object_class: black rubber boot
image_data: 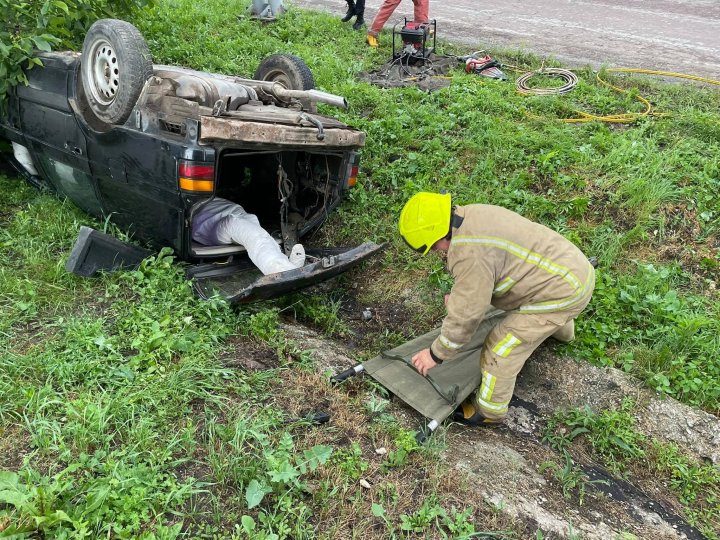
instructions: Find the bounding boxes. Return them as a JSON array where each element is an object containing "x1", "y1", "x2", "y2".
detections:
[
  {"x1": 352, "y1": 13, "x2": 365, "y2": 30},
  {"x1": 341, "y1": 0, "x2": 356, "y2": 22}
]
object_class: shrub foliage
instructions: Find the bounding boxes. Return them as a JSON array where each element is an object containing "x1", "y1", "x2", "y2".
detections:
[{"x1": 0, "y1": 0, "x2": 154, "y2": 99}]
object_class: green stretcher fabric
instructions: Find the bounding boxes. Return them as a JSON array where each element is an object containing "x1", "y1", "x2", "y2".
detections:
[{"x1": 363, "y1": 310, "x2": 506, "y2": 425}]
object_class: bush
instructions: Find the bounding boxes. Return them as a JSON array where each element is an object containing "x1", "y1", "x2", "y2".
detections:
[{"x1": 0, "y1": 0, "x2": 155, "y2": 100}]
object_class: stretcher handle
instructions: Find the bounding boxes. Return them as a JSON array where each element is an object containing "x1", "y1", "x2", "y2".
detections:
[
  {"x1": 415, "y1": 420, "x2": 439, "y2": 445},
  {"x1": 331, "y1": 364, "x2": 365, "y2": 384}
]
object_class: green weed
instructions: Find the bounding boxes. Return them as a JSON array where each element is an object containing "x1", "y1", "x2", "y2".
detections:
[
  {"x1": 539, "y1": 453, "x2": 608, "y2": 504},
  {"x1": 543, "y1": 398, "x2": 645, "y2": 472}
]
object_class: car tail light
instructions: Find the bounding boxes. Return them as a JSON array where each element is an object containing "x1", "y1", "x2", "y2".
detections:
[
  {"x1": 346, "y1": 153, "x2": 361, "y2": 188},
  {"x1": 348, "y1": 165, "x2": 359, "y2": 188},
  {"x1": 179, "y1": 160, "x2": 215, "y2": 192}
]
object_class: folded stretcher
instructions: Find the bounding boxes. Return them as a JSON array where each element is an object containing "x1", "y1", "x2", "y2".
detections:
[{"x1": 332, "y1": 309, "x2": 505, "y2": 442}]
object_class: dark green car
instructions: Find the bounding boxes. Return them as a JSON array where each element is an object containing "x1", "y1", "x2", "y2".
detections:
[{"x1": 1, "y1": 19, "x2": 382, "y2": 303}]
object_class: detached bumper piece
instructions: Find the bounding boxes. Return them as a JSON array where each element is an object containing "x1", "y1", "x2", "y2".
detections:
[
  {"x1": 189, "y1": 242, "x2": 384, "y2": 304},
  {"x1": 65, "y1": 226, "x2": 153, "y2": 277}
]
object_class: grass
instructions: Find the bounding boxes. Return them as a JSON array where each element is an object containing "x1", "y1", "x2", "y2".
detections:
[{"x1": 1, "y1": 0, "x2": 720, "y2": 537}]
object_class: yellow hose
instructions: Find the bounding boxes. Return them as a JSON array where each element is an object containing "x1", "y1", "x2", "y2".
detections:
[{"x1": 518, "y1": 67, "x2": 720, "y2": 124}]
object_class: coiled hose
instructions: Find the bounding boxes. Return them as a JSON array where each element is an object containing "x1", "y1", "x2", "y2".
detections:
[
  {"x1": 513, "y1": 66, "x2": 720, "y2": 123},
  {"x1": 516, "y1": 68, "x2": 578, "y2": 96}
]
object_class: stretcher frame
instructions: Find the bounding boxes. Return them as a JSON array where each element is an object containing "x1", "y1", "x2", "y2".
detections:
[{"x1": 331, "y1": 309, "x2": 505, "y2": 442}]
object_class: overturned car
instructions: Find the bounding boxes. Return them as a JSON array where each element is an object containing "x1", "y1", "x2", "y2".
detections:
[{"x1": 1, "y1": 19, "x2": 382, "y2": 303}]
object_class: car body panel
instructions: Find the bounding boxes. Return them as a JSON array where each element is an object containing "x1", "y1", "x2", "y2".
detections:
[{"x1": 190, "y1": 242, "x2": 385, "y2": 303}]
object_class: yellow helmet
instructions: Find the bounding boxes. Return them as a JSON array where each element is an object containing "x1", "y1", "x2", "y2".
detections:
[{"x1": 398, "y1": 192, "x2": 452, "y2": 255}]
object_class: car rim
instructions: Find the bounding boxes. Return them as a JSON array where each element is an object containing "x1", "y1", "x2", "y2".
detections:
[
  {"x1": 265, "y1": 69, "x2": 291, "y2": 89},
  {"x1": 85, "y1": 38, "x2": 120, "y2": 106}
]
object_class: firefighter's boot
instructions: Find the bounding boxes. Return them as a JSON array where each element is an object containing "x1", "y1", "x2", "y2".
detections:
[
  {"x1": 453, "y1": 396, "x2": 503, "y2": 427},
  {"x1": 341, "y1": 0, "x2": 356, "y2": 22}
]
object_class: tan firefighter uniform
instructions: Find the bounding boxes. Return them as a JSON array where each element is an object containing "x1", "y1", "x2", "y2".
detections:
[{"x1": 430, "y1": 204, "x2": 595, "y2": 421}]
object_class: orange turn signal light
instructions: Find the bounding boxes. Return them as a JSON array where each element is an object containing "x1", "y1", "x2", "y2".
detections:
[
  {"x1": 348, "y1": 165, "x2": 359, "y2": 188},
  {"x1": 178, "y1": 161, "x2": 215, "y2": 192}
]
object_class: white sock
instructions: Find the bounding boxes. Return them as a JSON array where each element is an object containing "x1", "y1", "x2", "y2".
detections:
[{"x1": 288, "y1": 244, "x2": 306, "y2": 268}]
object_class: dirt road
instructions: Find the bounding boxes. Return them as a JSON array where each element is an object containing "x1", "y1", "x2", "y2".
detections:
[{"x1": 293, "y1": 0, "x2": 720, "y2": 79}]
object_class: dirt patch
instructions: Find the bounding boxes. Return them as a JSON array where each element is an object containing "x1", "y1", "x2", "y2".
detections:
[
  {"x1": 338, "y1": 294, "x2": 417, "y2": 346},
  {"x1": 219, "y1": 335, "x2": 279, "y2": 370},
  {"x1": 359, "y1": 53, "x2": 458, "y2": 91},
  {"x1": 0, "y1": 424, "x2": 32, "y2": 471}
]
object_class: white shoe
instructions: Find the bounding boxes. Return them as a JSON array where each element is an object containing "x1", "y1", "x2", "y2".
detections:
[{"x1": 288, "y1": 244, "x2": 306, "y2": 268}]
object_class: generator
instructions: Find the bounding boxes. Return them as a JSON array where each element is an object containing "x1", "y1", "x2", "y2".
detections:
[{"x1": 392, "y1": 18, "x2": 437, "y2": 64}]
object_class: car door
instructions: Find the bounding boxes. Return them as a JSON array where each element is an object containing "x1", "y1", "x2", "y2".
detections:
[
  {"x1": 16, "y1": 53, "x2": 102, "y2": 216},
  {"x1": 88, "y1": 126, "x2": 189, "y2": 251}
]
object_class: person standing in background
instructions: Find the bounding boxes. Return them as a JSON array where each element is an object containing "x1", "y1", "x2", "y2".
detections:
[
  {"x1": 340, "y1": 0, "x2": 366, "y2": 30},
  {"x1": 366, "y1": 0, "x2": 429, "y2": 47}
]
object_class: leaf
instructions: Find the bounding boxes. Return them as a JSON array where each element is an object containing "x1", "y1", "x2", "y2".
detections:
[
  {"x1": 371, "y1": 503, "x2": 386, "y2": 518},
  {"x1": 30, "y1": 36, "x2": 52, "y2": 52},
  {"x1": 268, "y1": 460, "x2": 299, "y2": 483},
  {"x1": 53, "y1": 0, "x2": 69, "y2": 13},
  {"x1": 241, "y1": 515, "x2": 256, "y2": 533},
  {"x1": 245, "y1": 479, "x2": 270, "y2": 509},
  {"x1": 0, "y1": 472, "x2": 28, "y2": 508},
  {"x1": 298, "y1": 445, "x2": 333, "y2": 473},
  {"x1": 0, "y1": 489, "x2": 28, "y2": 508}
]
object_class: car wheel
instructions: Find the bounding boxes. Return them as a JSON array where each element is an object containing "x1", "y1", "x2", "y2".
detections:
[
  {"x1": 80, "y1": 19, "x2": 152, "y2": 125},
  {"x1": 253, "y1": 54, "x2": 315, "y2": 91}
]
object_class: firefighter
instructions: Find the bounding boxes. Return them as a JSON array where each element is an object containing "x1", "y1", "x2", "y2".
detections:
[
  {"x1": 399, "y1": 192, "x2": 595, "y2": 425},
  {"x1": 366, "y1": 0, "x2": 430, "y2": 48}
]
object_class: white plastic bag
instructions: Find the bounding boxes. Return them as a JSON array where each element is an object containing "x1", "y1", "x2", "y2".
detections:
[{"x1": 12, "y1": 143, "x2": 39, "y2": 176}]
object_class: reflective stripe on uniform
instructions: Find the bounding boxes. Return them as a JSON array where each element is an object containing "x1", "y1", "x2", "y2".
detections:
[
  {"x1": 479, "y1": 370, "x2": 496, "y2": 400},
  {"x1": 438, "y1": 334, "x2": 463, "y2": 351},
  {"x1": 477, "y1": 371, "x2": 509, "y2": 414},
  {"x1": 519, "y1": 263, "x2": 595, "y2": 313},
  {"x1": 492, "y1": 333, "x2": 522, "y2": 357},
  {"x1": 452, "y1": 236, "x2": 582, "y2": 291},
  {"x1": 477, "y1": 397, "x2": 510, "y2": 413},
  {"x1": 493, "y1": 276, "x2": 515, "y2": 296}
]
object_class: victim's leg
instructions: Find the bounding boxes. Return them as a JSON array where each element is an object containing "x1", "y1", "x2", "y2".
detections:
[{"x1": 214, "y1": 214, "x2": 296, "y2": 275}]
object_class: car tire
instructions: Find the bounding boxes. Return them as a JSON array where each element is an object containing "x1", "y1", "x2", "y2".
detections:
[
  {"x1": 80, "y1": 19, "x2": 153, "y2": 125},
  {"x1": 253, "y1": 54, "x2": 315, "y2": 91}
]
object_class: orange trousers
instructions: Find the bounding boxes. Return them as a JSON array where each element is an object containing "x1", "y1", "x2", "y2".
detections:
[{"x1": 368, "y1": 0, "x2": 430, "y2": 36}]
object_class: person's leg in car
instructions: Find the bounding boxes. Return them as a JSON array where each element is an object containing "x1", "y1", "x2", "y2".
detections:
[{"x1": 214, "y1": 213, "x2": 302, "y2": 275}]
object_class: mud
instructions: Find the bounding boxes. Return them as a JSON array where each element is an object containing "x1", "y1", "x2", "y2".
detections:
[{"x1": 295, "y1": 0, "x2": 720, "y2": 80}]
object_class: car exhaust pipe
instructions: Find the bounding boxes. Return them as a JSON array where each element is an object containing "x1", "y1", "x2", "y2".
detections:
[
  {"x1": 233, "y1": 78, "x2": 348, "y2": 109},
  {"x1": 268, "y1": 85, "x2": 348, "y2": 109}
]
